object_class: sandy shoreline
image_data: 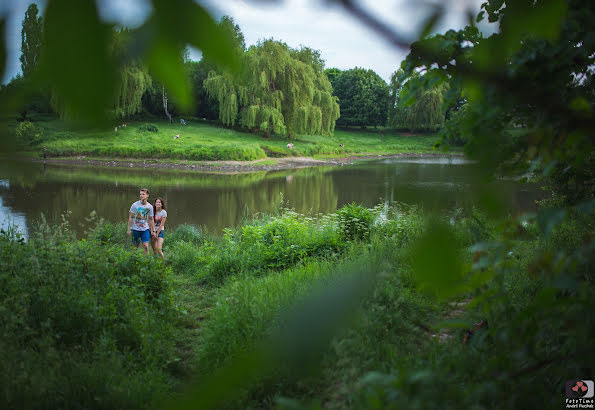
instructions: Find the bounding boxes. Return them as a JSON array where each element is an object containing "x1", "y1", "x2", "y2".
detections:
[{"x1": 31, "y1": 152, "x2": 463, "y2": 173}]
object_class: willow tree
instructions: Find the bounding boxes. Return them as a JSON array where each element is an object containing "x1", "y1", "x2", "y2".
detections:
[
  {"x1": 50, "y1": 28, "x2": 150, "y2": 120},
  {"x1": 388, "y1": 70, "x2": 447, "y2": 132},
  {"x1": 112, "y1": 64, "x2": 151, "y2": 118},
  {"x1": 111, "y1": 30, "x2": 151, "y2": 119},
  {"x1": 205, "y1": 40, "x2": 339, "y2": 138}
]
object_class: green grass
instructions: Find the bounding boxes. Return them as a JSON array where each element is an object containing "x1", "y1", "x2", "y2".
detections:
[
  {"x1": 8, "y1": 115, "x2": 449, "y2": 161},
  {"x1": 4, "y1": 200, "x2": 585, "y2": 409}
]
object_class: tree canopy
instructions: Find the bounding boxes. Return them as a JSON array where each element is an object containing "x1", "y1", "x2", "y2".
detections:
[
  {"x1": 324, "y1": 67, "x2": 342, "y2": 89},
  {"x1": 333, "y1": 67, "x2": 388, "y2": 127},
  {"x1": 401, "y1": 0, "x2": 594, "y2": 202},
  {"x1": 20, "y1": 3, "x2": 43, "y2": 77},
  {"x1": 387, "y1": 69, "x2": 448, "y2": 132},
  {"x1": 205, "y1": 39, "x2": 340, "y2": 138},
  {"x1": 111, "y1": 30, "x2": 151, "y2": 119}
]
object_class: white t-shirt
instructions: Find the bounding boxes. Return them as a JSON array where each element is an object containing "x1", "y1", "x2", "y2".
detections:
[
  {"x1": 154, "y1": 209, "x2": 167, "y2": 231},
  {"x1": 129, "y1": 200, "x2": 154, "y2": 231}
]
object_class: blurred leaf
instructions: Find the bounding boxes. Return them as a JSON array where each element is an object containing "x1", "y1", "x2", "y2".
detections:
[
  {"x1": 418, "y1": 5, "x2": 443, "y2": 39},
  {"x1": 542, "y1": 160, "x2": 558, "y2": 177},
  {"x1": 145, "y1": 34, "x2": 191, "y2": 108},
  {"x1": 476, "y1": 185, "x2": 508, "y2": 218},
  {"x1": 411, "y1": 220, "x2": 465, "y2": 299},
  {"x1": 536, "y1": 208, "x2": 566, "y2": 237},
  {"x1": 169, "y1": 270, "x2": 374, "y2": 410},
  {"x1": 151, "y1": 0, "x2": 238, "y2": 67},
  {"x1": 40, "y1": 0, "x2": 117, "y2": 125},
  {"x1": 575, "y1": 198, "x2": 595, "y2": 215},
  {"x1": 502, "y1": 0, "x2": 567, "y2": 41},
  {"x1": 551, "y1": 275, "x2": 578, "y2": 291},
  {"x1": 470, "y1": 241, "x2": 501, "y2": 253},
  {"x1": 138, "y1": 0, "x2": 240, "y2": 110},
  {"x1": 465, "y1": 269, "x2": 495, "y2": 289}
]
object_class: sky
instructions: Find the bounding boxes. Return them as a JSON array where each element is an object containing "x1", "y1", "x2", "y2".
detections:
[{"x1": 1, "y1": 0, "x2": 492, "y2": 84}]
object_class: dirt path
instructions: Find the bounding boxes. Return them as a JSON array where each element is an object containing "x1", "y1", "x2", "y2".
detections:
[{"x1": 33, "y1": 152, "x2": 463, "y2": 173}]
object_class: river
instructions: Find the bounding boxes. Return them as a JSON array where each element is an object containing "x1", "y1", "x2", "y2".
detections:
[{"x1": 0, "y1": 157, "x2": 542, "y2": 239}]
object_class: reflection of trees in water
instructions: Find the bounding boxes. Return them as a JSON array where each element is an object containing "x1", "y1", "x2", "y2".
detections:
[
  {"x1": 1, "y1": 182, "x2": 139, "y2": 231},
  {"x1": 283, "y1": 171, "x2": 338, "y2": 215},
  {"x1": 213, "y1": 169, "x2": 339, "y2": 230}
]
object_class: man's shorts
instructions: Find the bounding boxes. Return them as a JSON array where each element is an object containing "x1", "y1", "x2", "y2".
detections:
[{"x1": 132, "y1": 229, "x2": 151, "y2": 244}]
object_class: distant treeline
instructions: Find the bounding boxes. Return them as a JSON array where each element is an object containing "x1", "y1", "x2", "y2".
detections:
[{"x1": 3, "y1": 9, "x2": 451, "y2": 138}]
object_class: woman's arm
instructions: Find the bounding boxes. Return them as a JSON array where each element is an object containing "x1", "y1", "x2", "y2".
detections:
[{"x1": 158, "y1": 216, "x2": 166, "y2": 233}]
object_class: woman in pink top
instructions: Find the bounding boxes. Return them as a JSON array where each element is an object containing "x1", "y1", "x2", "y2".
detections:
[{"x1": 151, "y1": 197, "x2": 168, "y2": 259}]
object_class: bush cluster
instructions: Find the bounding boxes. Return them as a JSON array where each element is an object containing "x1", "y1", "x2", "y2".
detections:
[
  {"x1": 0, "y1": 220, "x2": 177, "y2": 409},
  {"x1": 15, "y1": 120, "x2": 43, "y2": 147},
  {"x1": 137, "y1": 123, "x2": 159, "y2": 133}
]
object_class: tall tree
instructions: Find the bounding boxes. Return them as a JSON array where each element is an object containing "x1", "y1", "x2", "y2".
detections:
[
  {"x1": 205, "y1": 40, "x2": 340, "y2": 138},
  {"x1": 20, "y1": 3, "x2": 43, "y2": 77},
  {"x1": 185, "y1": 16, "x2": 245, "y2": 120},
  {"x1": 402, "y1": 0, "x2": 593, "y2": 201},
  {"x1": 388, "y1": 70, "x2": 448, "y2": 132},
  {"x1": 111, "y1": 29, "x2": 151, "y2": 119},
  {"x1": 333, "y1": 67, "x2": 389, "y2": 127},
  {"x1": 324, "y1": 68, "x2": 342, "y2": 90}
]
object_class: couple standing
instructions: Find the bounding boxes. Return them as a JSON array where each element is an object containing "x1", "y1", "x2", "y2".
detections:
[{"x1": 127, "y1": 188, "x2": 167, "y2": 258}]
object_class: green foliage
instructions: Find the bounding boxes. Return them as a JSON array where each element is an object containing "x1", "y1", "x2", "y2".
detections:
[
  {"x1": 169, "y1": 224, "x2": 204, "y2": 246},
  {"x1": 15, "y1": 120, "x2": 42, "y2": 147},
  {"x1": 12, "y1": 116, "x2": 442, "y2": 161},
  {"x1": 388, "y1": 69, "x2": 448, "y2": 132},
  {"x1": 1, "y1": 0, "x2": 240, "y2": 128},
  {"x1": 324, "y1": 67, "x2": 342, "y2": 89},
  {"x1": 410, "y1": 219, "x2": 466, "y2": 299},
  {"x1": 0, "y1": 217, "x2": 177, "y2": 409},
  {"x1": 137, "y1": 123, "x2": 159, "y2": 133},
  {"x1": 205, "y1": 40, "x2": 340, "y2": 137},
  {"x1": 20, "y1": 3, "x2": 43, "y2": 77},
  {"x1": 336, "y1": 203, "x2": 374, "y2": 242},
  {"x1": 439, "y1": 103, "x2": 469, "y2": 147},
  {"x1": 112, "y1": 30, "x2": 152, "y2": 119},
  {"x1": 402, "y1": 0, "x2": 594, "y2": 201},
  {"x1": 203, "y1": 211, "x2": 342, "y2": 283},
  {"x1": 333, "y1": 67, "x2": 389, "y2": 127}
]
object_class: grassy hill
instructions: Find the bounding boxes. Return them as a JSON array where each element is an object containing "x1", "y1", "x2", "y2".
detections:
[{"x1": 6, "y1": 114, "x2": 448, "y2": 162}]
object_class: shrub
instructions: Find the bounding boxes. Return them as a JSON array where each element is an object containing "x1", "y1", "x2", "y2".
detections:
[
  {"x1": 87, "y1": 220, "x2": 128, "y2": 245},
  {"x1": 337, "y1": 203, "x2": 375, "y2": 242},
  {"x1": 169, "y1": 224, "x2": 204, "y2": 246},
  {"x1": 203, "y1": 212, "x2": 342, "y2": 283},
  {"x1": 15, "y1": 120, "x2": 43, "y2": 147},
  {"x1": 0, "y1": 221, "x2": 177, "y2": 409},
  {"x1": 137, "y1": 123, "x2": 159, "y2": 133}
]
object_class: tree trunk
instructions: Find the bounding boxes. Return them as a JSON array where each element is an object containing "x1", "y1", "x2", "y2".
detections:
[{"x1": 162, "y1": 85, "x2": 172, "y2": 123}]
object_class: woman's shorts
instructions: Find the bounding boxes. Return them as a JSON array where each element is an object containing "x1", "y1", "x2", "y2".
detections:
[{"x1": 158, "y1": 230, "x2": 164, "y2": 239}]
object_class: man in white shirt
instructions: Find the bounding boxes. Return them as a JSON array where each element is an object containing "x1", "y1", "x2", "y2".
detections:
[{"x1": 127, "y1": 188, "x2": 156, "y2": 254}]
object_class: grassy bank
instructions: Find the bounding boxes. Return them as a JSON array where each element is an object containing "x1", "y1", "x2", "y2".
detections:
[
  {"x1": 1, "y1": 202, "x2": 592, "y2": 409},
  {"x1": 7, "y1": 114, "x2": 444, "y2": 162}
]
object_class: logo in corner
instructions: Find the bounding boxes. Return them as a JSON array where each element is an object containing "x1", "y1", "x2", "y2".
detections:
[{"x1": 566, "y1": 380, "x2": 595, "y2": 399}]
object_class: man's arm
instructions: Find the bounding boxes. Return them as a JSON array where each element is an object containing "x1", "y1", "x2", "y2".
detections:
[{"x1": 127, "y1": 212, "x2": 133, "y2": 236}]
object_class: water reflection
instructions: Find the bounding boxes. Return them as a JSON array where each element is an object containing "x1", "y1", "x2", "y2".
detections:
[{"x1": 0, "y1": 157, "x2": 541, "y2": 237}]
